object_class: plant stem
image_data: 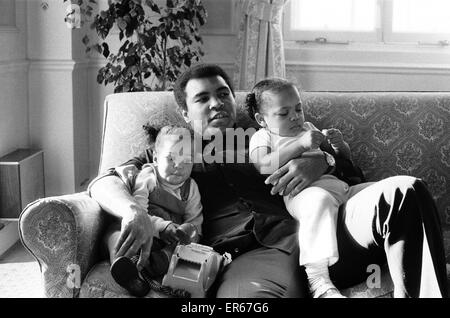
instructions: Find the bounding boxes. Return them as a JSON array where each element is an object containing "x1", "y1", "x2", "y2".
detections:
[{"x1": 162, "y1": 36, "x2": 167, "y2": 91}]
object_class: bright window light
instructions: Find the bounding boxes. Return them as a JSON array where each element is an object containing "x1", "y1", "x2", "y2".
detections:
[
  {"x1": 290, "y1": 0, "x2": 377, "y2": 31},
  {"x1": 392, "y1": 0, "x2": 450, "y2": 33}
]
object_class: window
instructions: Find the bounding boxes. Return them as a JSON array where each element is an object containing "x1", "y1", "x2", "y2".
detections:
[{"x1": 284, "y1": 0, "x2": 450, "y2": 45}]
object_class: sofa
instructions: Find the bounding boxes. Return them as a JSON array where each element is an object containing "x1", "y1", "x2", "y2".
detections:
[{"x1": 19, "y1": 91, "x2": 450, "y2": 298}]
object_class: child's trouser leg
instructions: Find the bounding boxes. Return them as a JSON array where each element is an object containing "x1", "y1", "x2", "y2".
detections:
[
  {"x1": 284, "y1": 187, "x2": 344, "y2": 298},
  {"x1": 284, "y1": 187, "x2": 341, "y2": 266}
]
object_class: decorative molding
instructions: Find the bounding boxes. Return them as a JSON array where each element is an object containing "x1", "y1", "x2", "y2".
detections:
[{"x1": 28, "y1": 60, "x2": 90, "y2": 72}]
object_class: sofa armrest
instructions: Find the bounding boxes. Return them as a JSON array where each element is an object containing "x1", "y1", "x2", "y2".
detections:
[{"x1": 18, "y1": 192, "x2": 107, "y2": 298}]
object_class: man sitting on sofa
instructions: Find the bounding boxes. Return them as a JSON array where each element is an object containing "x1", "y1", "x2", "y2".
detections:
[{"x1": 89, "y1": 63, "x2": 448, "y2": 298}]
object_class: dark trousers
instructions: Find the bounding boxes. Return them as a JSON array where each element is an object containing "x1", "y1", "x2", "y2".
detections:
[{"x1": 214, "y1": 176, "x2": 448, "y2": 298}]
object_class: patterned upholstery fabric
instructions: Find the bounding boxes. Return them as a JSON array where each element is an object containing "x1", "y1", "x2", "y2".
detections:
[
  {"x1": 79, "y1": 261, "x2": 167, "y2": 298},
  {"x1": 302, "y1": 92, "x2": 450, "y2": 230},
  {"x1": 20, "y1": 91, "x2": 450, "y2": 298},
  {"x1": 19, "y1": 192, "x2": 106, "y2": 297}
]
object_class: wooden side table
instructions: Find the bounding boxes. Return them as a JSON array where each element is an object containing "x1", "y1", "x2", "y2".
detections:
[{"x1": 0, "y1": 149, "x2": 45, "y2": 220}]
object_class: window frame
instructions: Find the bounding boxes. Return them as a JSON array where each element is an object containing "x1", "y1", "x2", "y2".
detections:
[
  {"x1": 382, "y1": 0, "x2": 450, "y2": 44},
  {"x1": 283, "y1": 0, "x2": 450, "y2": 45},
  {"x1": 283, "y1": 0, "x2": 382, "y2": 43}
]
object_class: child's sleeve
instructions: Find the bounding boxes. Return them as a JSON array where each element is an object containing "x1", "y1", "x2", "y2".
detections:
[
  {"x1": 133, "y1": 164, "x2": 157, "y2": 209},
  {"x1": 137, "y1": 164, "x2": 177, "y2": 238},
  {"x1": 183, "y1": 179, "x2": 203, "y2": 236},
  {"x1": 115, "y1": 164, "x2": 142, "y2": 193},
  {"x1": 117, "y1": 164, "x2": 171, "y2": 238},
  {"x1": 249, "y1": 129, "x2": 271, "y2": 164}
]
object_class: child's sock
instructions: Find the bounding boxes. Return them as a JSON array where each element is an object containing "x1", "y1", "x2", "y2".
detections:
[{"x1": 304, "y1": 260, "x2": 346, "y2": 298}]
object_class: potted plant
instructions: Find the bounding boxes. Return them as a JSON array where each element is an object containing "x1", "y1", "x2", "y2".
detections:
[{"x1": 64, "y1": 0, "x2": 207, "y2": 92}]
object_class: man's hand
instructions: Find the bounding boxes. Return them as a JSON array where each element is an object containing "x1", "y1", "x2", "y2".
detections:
[
  {"x1": 160, "y1": 223, "x2": 180, "y2": 245},
  {"x1": 114, "y1": 203, "x2": 155, "y2": 270},
  {"x1": 264, "y1": 151, "x2": 327, "y2": 198}
]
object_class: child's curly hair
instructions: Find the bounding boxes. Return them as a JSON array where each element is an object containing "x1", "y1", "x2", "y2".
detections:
[
  {"x1": 244, "y1": 78, "x2": 297, "y2": 120},
  {"x1": 142, "y1": 124, "x2": 193, "y2": 152}
]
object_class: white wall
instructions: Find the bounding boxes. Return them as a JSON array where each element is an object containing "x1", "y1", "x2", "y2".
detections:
[
  {"x1": 0, "y1": 0, "x2": 28, "y2": 157},
  {"x1": 27, "y1": 0, "x2": 90, "y2": 196},
  {"x1": 0, "y1": 0, "x2": 28, "y2": 248}
]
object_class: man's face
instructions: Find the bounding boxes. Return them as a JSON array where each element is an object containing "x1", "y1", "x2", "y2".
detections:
[{"x1": 182, "y1": 75, "x2": 237, "y2": 139}]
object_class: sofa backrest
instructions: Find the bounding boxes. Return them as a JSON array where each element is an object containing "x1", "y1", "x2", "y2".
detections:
[{"x1": 100, "y1": 91, "x2": 450, "y2": 228}]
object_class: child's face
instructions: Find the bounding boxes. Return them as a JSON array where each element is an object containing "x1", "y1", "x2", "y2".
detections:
[
  {"x1": 154, "y1": 135, "x2": 194, "y2": 185},
  {"x1": 255, "y1": 86, "x2": 305, "y2": 137}
]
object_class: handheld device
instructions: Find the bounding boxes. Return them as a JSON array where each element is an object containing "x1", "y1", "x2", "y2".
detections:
[{"x1": 161, "y1": 243, "x2": 232, "y2": 298}]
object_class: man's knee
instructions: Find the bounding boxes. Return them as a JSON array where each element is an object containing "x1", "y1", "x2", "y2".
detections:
[
  {"x1": 375, "y1": 176, "x2": 430, "y2": 239},
  {"x1": 376, "y1": 175, "x2": 428, "y2": 208},
  {"x1": 215, "y1": 277, "x2": 275, "y2": 298},
  {"x1": 381, "y1": 175, "x2": 420, "y2": 191},
  {"x1": 215, "y1": 271, "x2": 307, "y2": 298},
  {"x1": 214, "y1": 248, "x2": 308, "y2": 298}
]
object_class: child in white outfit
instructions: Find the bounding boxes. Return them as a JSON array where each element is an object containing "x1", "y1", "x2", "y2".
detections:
[{"x1": 246, "y1": 78, "x2": 352, "y2": 298}]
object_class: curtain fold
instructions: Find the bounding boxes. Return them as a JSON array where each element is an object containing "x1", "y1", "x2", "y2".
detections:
[{"x1": 233, "y1": 0, "x2": 288, "y2": 90}]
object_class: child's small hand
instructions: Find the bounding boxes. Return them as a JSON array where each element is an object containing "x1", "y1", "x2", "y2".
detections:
[
  {"x1": 322, "y1": 128, "x2": 345, "y2": 147},
  {"x1": 160, "y1": 223, "x2": 179, "y2": 244},
  {"x1": 176, "y1": 223, "x2": 199, "y2": 245},
  {"x1": 299, "y1": 129, "x2": 325, "y2": 150}
]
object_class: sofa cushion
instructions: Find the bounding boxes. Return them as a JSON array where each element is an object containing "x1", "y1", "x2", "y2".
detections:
[{"x1": 79, "y1": 261, "x2": 167, "y2": 298}]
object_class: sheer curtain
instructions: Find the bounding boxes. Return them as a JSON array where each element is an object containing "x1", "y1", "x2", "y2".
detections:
[{"x1": 233, "y1": 0, "x2": 289, "y2": 90}]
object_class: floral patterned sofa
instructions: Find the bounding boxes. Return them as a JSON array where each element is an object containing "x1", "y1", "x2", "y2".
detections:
[{"x1": 19, "y1": 91, "x2": 450, "y2": 298}]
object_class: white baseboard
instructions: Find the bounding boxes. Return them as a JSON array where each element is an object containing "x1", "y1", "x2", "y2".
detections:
[{"x1": 0, "y1": 221, "x2": 19, "y2": 256}]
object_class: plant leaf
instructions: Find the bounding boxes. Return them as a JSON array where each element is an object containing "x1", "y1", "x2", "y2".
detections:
[
  {"x1": 102, "y1": 43, "x2": 110, "y2": 58},
  {"x1": 82, "y1": 35, "x2": 90, "y2": 45}
]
